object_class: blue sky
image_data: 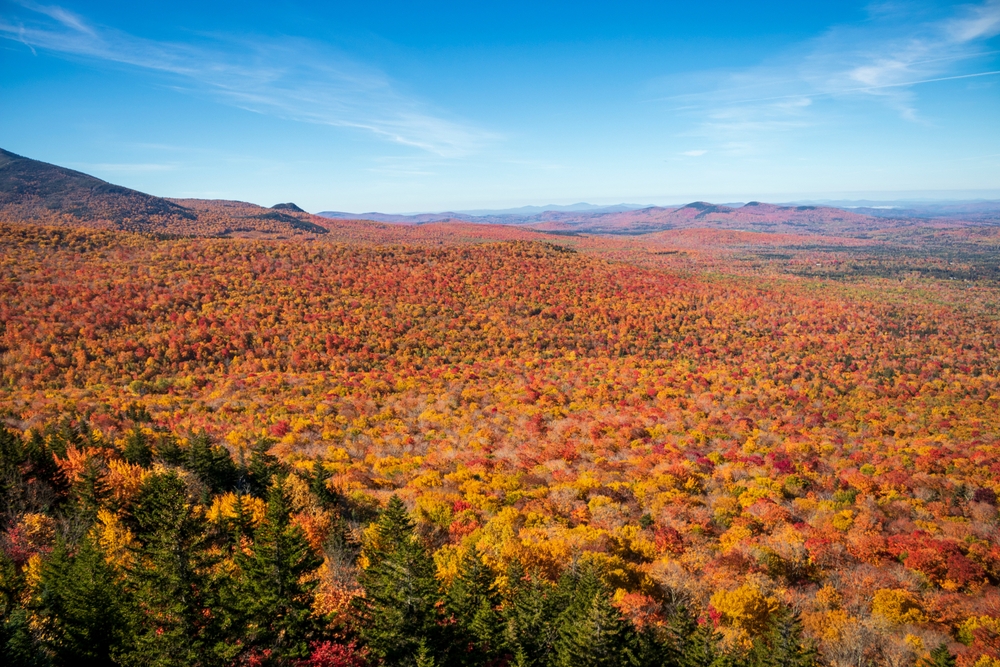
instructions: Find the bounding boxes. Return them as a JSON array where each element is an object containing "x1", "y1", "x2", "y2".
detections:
[{"x1": 1, "y1": 1, "x2": 999, "y2": 212}]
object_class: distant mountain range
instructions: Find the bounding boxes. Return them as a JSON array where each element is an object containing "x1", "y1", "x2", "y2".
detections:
[
  {"x1": 317, "y1": 200, "x2": 969, "y2": 236},
  {"x1": 846, "y1": 201, "x2": 1000, "y2": 223},
  {"x1": 318, "y1": 202, "x2": 652, "y2": 222},
  {"x1": 3, "y1": 147, "x2": 998, "y2": 238},
  {"x1": 455, "y1": 202, "x2": 652, "y2": 216}
]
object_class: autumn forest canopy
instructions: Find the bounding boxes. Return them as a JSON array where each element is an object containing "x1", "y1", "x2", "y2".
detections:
[{"x1": 1, "y1": 151, "x2": 1000, "y2": 667}]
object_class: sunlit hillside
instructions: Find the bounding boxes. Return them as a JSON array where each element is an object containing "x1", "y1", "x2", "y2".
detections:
[{"x1": 2, "y1": 163, "x2": 999, "y2": 665}]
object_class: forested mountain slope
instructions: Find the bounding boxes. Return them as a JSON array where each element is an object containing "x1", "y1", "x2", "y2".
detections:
[
  {"x1": 1, "y1": 221, "x2": 999, "y2": 666},
  {"x1": 0, "y1": 149, "x2": 330, "y2": 237},
  {"x1": 2, "y1": 149, "x2": 1000, "y2": 667}
]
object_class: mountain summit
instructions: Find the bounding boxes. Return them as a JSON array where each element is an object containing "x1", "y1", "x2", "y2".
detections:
[
  {"x1": 0, "y1": 149, "x2": 329, "y2": 237},
  {"x1": 0, "y1": 148, "x2": 195, "y2": 231}
]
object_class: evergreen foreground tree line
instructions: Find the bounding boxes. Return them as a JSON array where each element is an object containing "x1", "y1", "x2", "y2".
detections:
[{"x1": 0, "y1": 420, "x2": 912, "y2": 666}]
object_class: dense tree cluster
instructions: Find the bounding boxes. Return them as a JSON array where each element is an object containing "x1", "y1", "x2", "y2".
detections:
[
  {"x1": 0, "y1": 420, "x2": 823, "y2": 666},
  {"x1": 1, "y1": 221, "x2": 999, "y2": 665}
]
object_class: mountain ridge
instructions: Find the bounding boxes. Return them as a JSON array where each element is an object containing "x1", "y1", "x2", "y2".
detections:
[
  {"x1": 3, "y1": 147, "x2": 994, "y2": 238},
  {"x1": 318, "y1": 199, "x2": 912, "y2": 235},
  {"x1": 0, "y1": 148, "x2": 331, "y2": 237}
]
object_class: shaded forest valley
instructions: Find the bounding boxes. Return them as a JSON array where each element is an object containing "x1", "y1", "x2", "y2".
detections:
[{"x1": 1, "y1": 151, "x2": 1000, "y2": 667}]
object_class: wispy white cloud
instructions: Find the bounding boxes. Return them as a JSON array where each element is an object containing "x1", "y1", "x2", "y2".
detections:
[
  {"x1": 652, "y1": 0, "x2": 1000, "y2": 148},
  {"x1": 946, "y1": 0, "x2": 1000, "y2": 41},
  {"x1": 17, "y1": 0, "x2": 94, "y2": 36},
  {"x1": 0, "y1": 2, "x2": 495, "y2": 157},
  {"x1": 682, "y1": 149, "x2": 707, "y2": 156}
]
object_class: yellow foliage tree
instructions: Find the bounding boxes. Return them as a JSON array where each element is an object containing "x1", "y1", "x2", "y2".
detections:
[
  {"x1": 90, "y1": 508, "x2": 135, "y2": 569},
  {"x1": 871, "y1": 589, "x2": 927, "y2": 625},
  {"x1": 710, "y1": 583, "x2": 781, "y2": 635}
]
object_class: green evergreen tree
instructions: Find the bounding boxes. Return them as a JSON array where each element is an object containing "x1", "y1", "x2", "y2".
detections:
[
  {"x1": 185, "y1": 432, "x2": 238, "y2": 495},
  {"x1": 37, "y1": 536, "x2": 132, "y2": 666},
  {"x1": 355, "y1": 495, "x2": 445, "y2": 667},
  {"x1": 502, "y1": 562, "x2": 561, "y2": 667},
  {"x1": 25, "y1": 429, "x2": 64, "y2": 491},
  {"x1": 446, "y1": 546, "x2": 503, "y2": 664},
  {"x1": 633, "y1": 624, "x2": 677, "y2": 667},
  {"x1": 242, "y1": 438, "x2": 282, "y2": 498},
  {"x1": 553, "y1": 565, "x2": 640, "y2": 667},
  {"x1": 234, "y1": 483, "x2": 323, "y2": 664},
  {"x1": 1, "y1": 549, "x2": 49, "y2": 667},
  {"x1": 415, "y1": 640, "x2": 437, "y2": 667},
  {"x1": 748, "y1": 609, "x2": 817, "y2": 667},
  {"x1": 122, "y1": 428, "x2": 153, "y2": 468},
  {"x1": 0, "y1": 427, "x2": 30, "y2": 517},
  {"x1": 308, "y1": 459, "x2": 337, "y2": 508},
  {"x1": 2, "y1": 427, "x2": 66, "y2": 512},
  {"x1": 0, "y1": 425, "x2": 23, "y2": 501},
  {"x1": 1, "y1": 606, "x2": 50, "y2": 667},
  {"x1": 668, "y1": 605, "x2": 723, "y2": 667},
  {"x1": 122, "y1": 404, "x2": 153, "y2": 424},
  {"x1": 70, "y1": 455, "x2": 108, "y2": 518},
  {"x1": 919, "y1": 644, "x2": 957, "y2": 667},
  {"x1": 154, "y1": 435, "x2": 185, "y2": 467},
  {"x1": 48, "y1": 418, "x2": 84, "y2": 457},
  {"x1": 122, "y1": 471, "x2": 232, "y2": 667}
]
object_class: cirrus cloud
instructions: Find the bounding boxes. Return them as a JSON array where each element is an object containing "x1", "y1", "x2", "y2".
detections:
[{"x1": 0, "y1": 1, "x2": 497, "y2": 157}]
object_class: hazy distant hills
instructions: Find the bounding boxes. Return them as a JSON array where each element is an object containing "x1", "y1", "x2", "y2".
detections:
[
  {"x1": 3, "y1": 147, "x2": 998, "y2": 238},
  {"x1": 317, "y1": 211, "x2": 469, "y2": 224},
  {"x1": 317, "y1": 202, "x2": 651, "y2": 223},
  {"x1": 0, "y1": 148, "x2": 329, "y2": 237},
  {"x1": 455, "y1": 202, "x2": 650, "y2": 216},
  {"x1": 850, "y1": 201, "x2": 1000, "y2": 223},
  {"x1": 528, "y1": 201, "x2": 884, "y2": 235},
  {"x1": 319, "y1": 200, "x2": 924, "y2": 235}
]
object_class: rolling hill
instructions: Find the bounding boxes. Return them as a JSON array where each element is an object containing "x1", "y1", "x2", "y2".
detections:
[
  {"x1": 318, "y1": 200, "x2": 920, "y2": 236},
  {"x1": 531, "y1": 200, "x2": 889, "y2": 235},
  {"x1": 0, "y1": 148, "x2": 330, "y2": 237},
  {"x1": 3, "y1": 147, "x2": 990, "y2": 241},
  {"x1": 319, "y1": 200, "x2": 993, "y2": 236},
  {"x1": 0, "y1": 147, "x2": 197, "y2": 231}
]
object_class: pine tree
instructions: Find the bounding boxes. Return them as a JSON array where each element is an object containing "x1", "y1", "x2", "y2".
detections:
[
  {"x1": 1, "y1": 606, "x2": 50, "y2": 667},
  {"x1": 123, "y1": 471, "x2": 232, "y2": 667},
  {"x1": 185, "y1": 432, "x2": 238, "y2": 495},
  {"x1": 37, "y1": 536, "x2": 133, "y2": 666},
  {"x1": 919, "y1": 644, "x2": 957, "y2": 667},
  {"x1": 753, "y1": 609, "x2": 817, "y2": 667},
  {"x1": 2, "y1": 427, "x2": 66, "y2": 513},
  {"x1": 446, "y1": 546, "x2": 503, "y2": 664},
  {"x1": 25, "y1": 429, "x2": 64, "y2": 491},
  {"x1": 633, "y1": 624, "x2": 677, "y2": 667},
  {"x1": 0, "y1": 427, "x2": 31, "y2": 517},
  {"x1": 154, "y1": 436, "x2": 185, "y2": 466},
  {"x1": 355, "y1": 495, "x2": 445, "y2": 667},
  {"x1": 122, "y1": 404, "x2": 153, "y2": 424},
  {"x1": 553, "y1": 565, "x2": 640, "y2": 667},
  {"x1": 502, "y1": 562, "x2": 561, "y2": 667},
  {"x1": 0, "y1": 425, "x2": 24, "y2": 503},
  {"x1": 234, "y1": 483, "x2": 323, "y2": 664},
  {"x1": 49, "y1": 417, "x2": 84, "y2": 457},
  {"x1": 70, "y1": 455, "x2": 108, "y2": 518},
  {"x1": 242, "y1": 438, "x2": 282, "y2": 498},
  {"x1": 308, "y1": 459, "x2": 337, "y2": 509},
  {"x1": 122, "y1": 428, "x2": 153, "y2": 468},
  {"x1": 667, "y1": 605, "x2": 722, "y2": 667},
  {"x1": 415, "y1": 640, "x2": 437, "y2": 667},
  {"x1": 1, "y1": 549, "x2": 49, "y2": 667}
]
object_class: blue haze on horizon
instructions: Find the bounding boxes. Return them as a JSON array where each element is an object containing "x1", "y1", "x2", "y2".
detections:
[{"x1": 1, "y1": 0, "x2": 999, "y2": 213}]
